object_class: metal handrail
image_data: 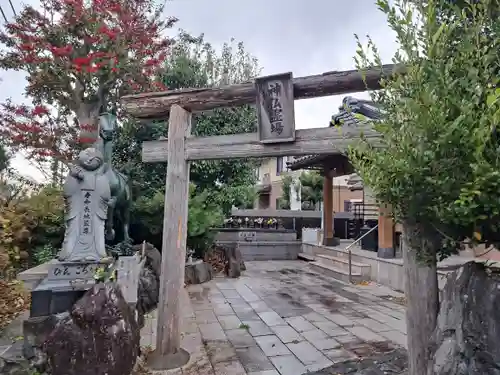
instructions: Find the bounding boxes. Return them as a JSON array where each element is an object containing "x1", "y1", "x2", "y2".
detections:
[{"x1": 347, "y1": 224, "x2": 379, "y2": 283}]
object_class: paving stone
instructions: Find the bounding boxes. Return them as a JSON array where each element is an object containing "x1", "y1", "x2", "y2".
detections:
[
  {"x1": 242, "y1": 320, "x2": 273, "y2": 336},
  {"x1": 213, "y1": 303, "x2": 235, "y2": 316},
  {"x1": 204, "y1": 340, "x2": 237, "y2": 364},
  {"x1": 257, "y1": 311, "x2": 286, "y2": 327},
  {"x1": 302, "y1": 312, "x2": 329, "y2": 322},
  {"x1": 301, "y1": 327, "x2": 328, "y2": 342},
  {"x1": 286, "y1": 340, "x2": 329, "y2": 365},
  {"x1": 346, "y1": 326, "x2": 387, "y2": 342},
  {"x1": 225, "y1": 328, "x2": 257, "y2": 348},
  {"x1": 216, "y1": 282, "x2": 236, "y2": 290},
  {"x1": 199, "y1": 322, "x2": 227, "y2": 341},
  {"x1": 236, "y1": 287, "x2": 261, "y2": 302},
  {"x1": 235, "y1": 309, "x2": 261, "y2": 321},
  {"x1": 285, "y1": 316, "x2": 316, "y2": 333},
  {"x1": 247, "y1": 370, "x2": 280, "y2": 375},
  {"x1": 323, "y1": 348, "x2": 358, "y2": 363},
  {"x1": 218, "y1": 315, "x2": 242, "y2": 330},
  {"x1": 224, "y1": 293, "x2": 245, "y2": 302},
  {"x1": 255, "y1": 335, "x2": 292, "y2": 356},
  {"x1": 326, "y1": 313, "x2": 356, "y2": 327},
  {"x1": 235, "y1": 346, "x2": 275, "y2": 373},
  {"x1": 270, "y1": 325, "x2": 303, "y2": 343},
  {"x1": 379, "y1": 329, "x2": 408, "y2": 348},
  {"x1": 305, "y1": 357, "x2": 334, "y2": 373},
  {"x1": 311, "y1": 338, "x2": 341, "y2": 351},
  {"x1": 269, "y1": 354, "x2": 307, "y2": 375},
  {"x1": 212, "y1": 360, "x2": 247, "y2": 375},
  {"x1": 249, "y1": 301, "x2": 273, "y2": 313},
  {"x1": 192, "y1": 302, "x2": 213, "y2": 311},
  {"x1": 195, "y1": 309, "x2": 218, "y2": 323},
  {"x1": 335, "y1": 334, "x2": 363, "y2": 345},
  {"x1": 354, "y1": 318, "x2": 393, "y2": 332},
  {"x1": 228, "y1": 296, "x2": 249, "y2": 305},
  {"x1": 312, "y1": 321, "x2": 349, "y2": 337}
]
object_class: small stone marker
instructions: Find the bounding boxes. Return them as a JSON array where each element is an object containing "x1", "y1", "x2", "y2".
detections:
[{"x1": 116, "y1": 253, "x2": 144, "y2": 305}]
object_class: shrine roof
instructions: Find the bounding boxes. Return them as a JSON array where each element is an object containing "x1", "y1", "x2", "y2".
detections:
[{"x1": 286, "y1": 96, "x2": 382, "y2": 172}]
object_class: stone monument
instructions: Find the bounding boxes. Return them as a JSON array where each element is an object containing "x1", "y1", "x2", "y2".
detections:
[
  {"x1": 59, "y1": 147, "x2": 113, "y2": 262},
  {"x1": 28, "y1": 147, "x2": 115, "y2": 316}
]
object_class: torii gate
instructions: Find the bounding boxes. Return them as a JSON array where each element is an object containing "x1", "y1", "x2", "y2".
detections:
[{"x1": 121, "y1": 64, "x2": 397, "y2": 369}]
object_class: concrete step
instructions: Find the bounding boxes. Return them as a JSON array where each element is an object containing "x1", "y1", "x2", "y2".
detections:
[
  {"x1": 315, "y1": 254, "x2": 371, "y2": 277},
  {"x1": 309, "y1": 261, "x2": 368, "y2": 283},
  {"x1": 297, "y1": 252, "x2": 316, "y2": 261}
]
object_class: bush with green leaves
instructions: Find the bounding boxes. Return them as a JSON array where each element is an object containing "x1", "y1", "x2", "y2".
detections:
[{"x1": 351, "y1": 0, "x2": 500, "y2": 260}]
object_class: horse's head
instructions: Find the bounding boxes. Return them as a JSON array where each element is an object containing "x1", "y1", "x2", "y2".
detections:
[{"x1": 98, "y1": 113, "x2": 117, "y2": 142}]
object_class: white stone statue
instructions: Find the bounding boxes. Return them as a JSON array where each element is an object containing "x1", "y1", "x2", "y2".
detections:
[{"x1": 58, "y1": 147, "x2": 114, "y2": 262}]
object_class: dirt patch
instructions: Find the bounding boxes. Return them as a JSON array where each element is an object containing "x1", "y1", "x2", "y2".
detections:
[
  {"x1": 379, "y1": 295, "x2": 407, "y2": 305},
  {"x1": 277, "y1": 292, "x2": 292, "y2": 299},
  {"x1": 307, "y1": 348, "x2": 408, "y2": 375},
  {"x1": 278, "y1": 268, "x2": 299, "y2": 275},
  {"x1": 343, "y1": 340, "x2": 397, "y2": 357},
  {"x1": 0, "y1": 280, "x2": 30, "y2": 332}
]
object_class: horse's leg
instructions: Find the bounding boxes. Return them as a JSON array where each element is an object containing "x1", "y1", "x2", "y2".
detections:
[
  {"x1": 105, "y1": 198, "x2": 116, "y2": 242},
  {"x1": 122, "y1": 185, "x2": 131, "y2": 243}
]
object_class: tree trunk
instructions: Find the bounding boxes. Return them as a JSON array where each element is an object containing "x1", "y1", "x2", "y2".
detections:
[
  {"x1": 76, "y1": 101, "x2": 101, "y2": 145},
  {"x1": 402, "y1": 221, "x2": 440, "y2": 375}
]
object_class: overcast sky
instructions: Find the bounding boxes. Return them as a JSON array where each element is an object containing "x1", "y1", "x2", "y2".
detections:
[{"x1": 0, "y1": 0, "x2": 397, "y2": 181}]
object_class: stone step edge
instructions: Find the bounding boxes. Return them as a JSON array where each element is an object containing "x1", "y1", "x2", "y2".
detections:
[
  {"x1": 297, "y1": 252, "x2": 316, "y2": 261},
  {"x1": 315, "y1": 253, "x2": 370, "y2": 268},
  {"x1": 309, "y1": 261, "x2": 362, "y2": 277}
]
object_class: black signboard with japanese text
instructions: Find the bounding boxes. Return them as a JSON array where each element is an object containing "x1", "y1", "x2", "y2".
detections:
[{"x1": 255, "y1": 72, "x2": 296, "y2": 143}]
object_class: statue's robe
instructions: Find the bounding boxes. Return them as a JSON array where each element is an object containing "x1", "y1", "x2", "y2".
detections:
[{"x1": 59, "y1": 167, "x2": 111, "y2": 262}]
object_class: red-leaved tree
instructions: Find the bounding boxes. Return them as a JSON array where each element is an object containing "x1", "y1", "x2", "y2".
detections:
[
  {"x1": 0, "y1": 0, "x2": 176, "y2": 150},
  {"x1": 0, "y1": 101, "x2": 77, "y2": 181}
]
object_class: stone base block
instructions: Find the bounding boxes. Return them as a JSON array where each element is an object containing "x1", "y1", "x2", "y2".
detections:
[
  {"x1": 378, "y1": 247, "x2": 395, "y2": 259},
  {"x1": 185, "y1": 261, "x2": 213, "y2": 285}
]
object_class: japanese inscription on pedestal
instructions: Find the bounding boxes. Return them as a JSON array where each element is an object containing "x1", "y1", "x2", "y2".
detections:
[{"x1": 255, "y1": 72, "x2": 295, "y2": 143}]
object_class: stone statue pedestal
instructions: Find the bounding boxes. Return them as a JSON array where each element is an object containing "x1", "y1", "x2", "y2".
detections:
[{"x1": 30, "y1": 259, "x2": 112, "y2": 317}]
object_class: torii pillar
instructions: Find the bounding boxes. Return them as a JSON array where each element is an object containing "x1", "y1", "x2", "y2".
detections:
[
  {"x1": 322, "y1": 169, "x2": 339, "y2": 246},
  {"x1": 378, "y1": 203, "x2": 395, "y2": 258}
]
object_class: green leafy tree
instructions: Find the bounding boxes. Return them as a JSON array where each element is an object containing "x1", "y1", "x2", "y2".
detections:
[
  {"x1": 299, "y1": 171, "x2": 323, "y2": 209},
  {"x1": 350, "y1": 0, "x2": 499, "y2": 373},
  {"x1": 113, "y1": 33, "x2": 259, "y2": 250},
  {"x1": 277, "y1": 174, "x2": 293, "y2": 209}
]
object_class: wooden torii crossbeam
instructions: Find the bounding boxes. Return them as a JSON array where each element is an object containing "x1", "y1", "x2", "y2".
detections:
[{"x1": 121, "y1": 63, "x2": 399, "y2": 370}]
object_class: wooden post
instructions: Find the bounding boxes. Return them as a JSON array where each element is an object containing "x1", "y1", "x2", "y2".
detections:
[
  {"x1": 149, "y1": 105, "x2": 191, "y2": 370},
  {"x1": 377, "y1": 203, "x2": 395, "y2": 258},
  {"x1": 322, "y1": 170, "x2": 334, "y2": 246}
]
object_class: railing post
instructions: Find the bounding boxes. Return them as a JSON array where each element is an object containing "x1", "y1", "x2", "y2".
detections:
[{"x1": 346, "y1": 224, "x2": 378, "y2": 283}]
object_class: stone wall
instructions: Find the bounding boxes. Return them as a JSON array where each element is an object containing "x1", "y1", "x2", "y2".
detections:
[{"x1": 214, "y1": 228, "x2": 301, "y2": 261}]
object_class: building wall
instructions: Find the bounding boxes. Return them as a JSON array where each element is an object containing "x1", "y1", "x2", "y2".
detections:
[
  {"x1": 255, "y1": 164, "x2": 364, "y2": 212},
  {"x1": 332, "y1": 186, "x2": 363, "y2": 212},
  {"x1": 256, "y1": 157, "x2": 300, "y2": 209}
]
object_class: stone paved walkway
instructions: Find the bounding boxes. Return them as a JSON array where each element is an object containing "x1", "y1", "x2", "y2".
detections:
[{"x1": 141, "y1": 261, "x2": 408, "y2": 375}]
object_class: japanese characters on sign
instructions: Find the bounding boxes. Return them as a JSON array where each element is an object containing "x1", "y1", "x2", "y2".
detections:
[
  {"x1": 48, "y1": 262, "x2": 100, "y2": 281},
  {"x1": 255, "y1": 72, "x2": 296, "y2": 144},
  {"x1": 82, "y1": 191, "x2": 92, "y2": 235}
]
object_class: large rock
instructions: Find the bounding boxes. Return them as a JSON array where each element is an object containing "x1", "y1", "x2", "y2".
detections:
[
  {"x1": 43, "y1": 283, "x2": 140, "y2": 375},
  {"x1": 134, "y1": 242, "x2": 161, "y2": 328},
  {"x1": 427, "y1": 261, "x2": 500, "y2": 375},
  {"x1": 185, "y1": 260, "x2": 213, "y2": 285},
  {"x1": 220, "y1": 245, "x2": 246, "y2": 278}
]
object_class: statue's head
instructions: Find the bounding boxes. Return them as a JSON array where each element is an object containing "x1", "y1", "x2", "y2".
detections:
[
  {"x1": 77, "y1": 147, "x2": 104, "y2": 171},
  {"x1": 98, "y1": 113, "x2": 117, "y2": 142}
]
